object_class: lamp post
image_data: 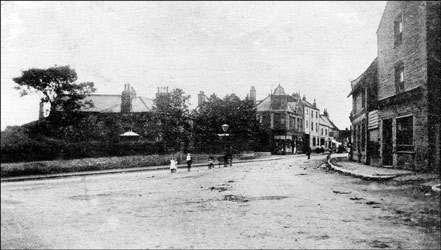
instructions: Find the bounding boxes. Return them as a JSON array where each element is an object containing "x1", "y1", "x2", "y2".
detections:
[{"x1": 218, "y1": 124, "x2": 231, "y2": 167}]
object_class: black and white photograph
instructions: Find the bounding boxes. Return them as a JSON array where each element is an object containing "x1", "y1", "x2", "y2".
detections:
[{"x1": 1, "y1": 1, "x2": 440, "y2": 249}]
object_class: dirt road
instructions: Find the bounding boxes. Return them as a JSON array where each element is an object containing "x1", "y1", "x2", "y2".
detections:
[{"x1": 1, "y1": 155, "x2": 440, "y2": 249}]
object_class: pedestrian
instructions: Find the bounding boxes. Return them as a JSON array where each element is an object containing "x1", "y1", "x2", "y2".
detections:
[
  {"x1": 170, "y1": 156, "x2": 177, "y2": 173},
  {"x1": 306, "y1": 146, "x2": 311, "y2": 160},
  {"x1": 208, "y1": 156, "x2": 214, "y2": 169},
  {"x1": 186, "y1": 153, "x2": 192, "y2": 171},
  {"x1": 227, "y1": 146, "x2": 233, "y2": 167}
]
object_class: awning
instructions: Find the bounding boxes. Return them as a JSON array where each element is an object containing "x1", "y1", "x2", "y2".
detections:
[
  {"x1": 331, "y1": 139, "x2": 342, "y2": 146},
  {"x1": 120, "y1": 131, "x2": 140, "y2": 136},
  {"x1": 274, "y1": 135, "x2": 292, "y2": 140}
]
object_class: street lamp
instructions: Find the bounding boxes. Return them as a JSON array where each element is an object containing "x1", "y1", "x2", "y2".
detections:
[
  {"x1": 222, "y1": 124, "x2": 229, "y2": 133},
  {"x1": 217, "y1": 124, "x2": 231, "y2": 167},
  {"x1": 219, "y1": 124, "x2": 232, "y2": 167}
]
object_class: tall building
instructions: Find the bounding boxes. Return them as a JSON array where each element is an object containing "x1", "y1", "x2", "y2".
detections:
[
  {"x1": 348, "y1": 58, "x2": 379, "y2": 164},
  {"x1": 255, "y1": 85, "x2": 304, "y2": 154},
  {"x1": 376, "y1": 1, "x2": 440, "y2": 170},
  {"x1": 302, "y1": 96, "x2": 320, "y2": 150}
]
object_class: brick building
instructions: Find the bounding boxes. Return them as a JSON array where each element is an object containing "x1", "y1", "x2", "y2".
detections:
[
  {"x1": 255, "y1": 85, "x2": 305, "y2": 154},
  {"x1": 348, "y1": 58, "x2": 379, "y2": 165},
  {"x1": 376, "y1": 1, "x2": 440, "y2": 170}
]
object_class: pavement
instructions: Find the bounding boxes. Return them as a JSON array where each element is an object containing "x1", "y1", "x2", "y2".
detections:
[{"x1": 327, "y1": 153, "x2": 441, "y2": 192}]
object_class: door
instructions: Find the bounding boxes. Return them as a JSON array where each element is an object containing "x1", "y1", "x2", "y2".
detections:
[{"x1": 382, "y1": 119, "x2": 393, "y2": 165}]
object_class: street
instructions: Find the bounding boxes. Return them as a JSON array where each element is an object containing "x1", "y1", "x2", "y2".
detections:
[{"x1": 1, "y1": 155, "x2": 440, "y2": 249}]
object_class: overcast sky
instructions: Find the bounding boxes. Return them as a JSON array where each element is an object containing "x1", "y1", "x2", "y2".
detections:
[{"x1": 1, "y1": 1, "x2": 386, "y2": 131}]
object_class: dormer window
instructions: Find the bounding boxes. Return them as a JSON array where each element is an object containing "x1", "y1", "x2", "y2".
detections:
[{"x1": 394, "y1": 13, "x2": 403, "y2": 47}]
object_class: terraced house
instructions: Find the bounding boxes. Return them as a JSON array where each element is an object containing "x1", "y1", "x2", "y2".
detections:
[{"x1": 349, "y1": 58, "x2": 379, "y2": 165}]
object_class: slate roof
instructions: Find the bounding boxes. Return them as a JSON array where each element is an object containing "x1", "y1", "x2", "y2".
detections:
[
  {"x1": 320, "y1": 115, "x2": 339, "y2": 130},
  {"x1": 255, "y1": 95, "x2": 272, "y2": 111},
  {"x1": 302, "y1": 99, "x2": 318, "y2": 110},
  {"x1": 79, "y1": 94, "x2": 154, "y2": 113}
]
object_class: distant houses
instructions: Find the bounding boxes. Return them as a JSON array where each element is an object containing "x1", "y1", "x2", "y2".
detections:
[
  {"x1": 349, "y1": 1, "x2": 441, "y2": 171},
  {"x1": 254, "y1": 85, "x2": 340, "y2": 154}
]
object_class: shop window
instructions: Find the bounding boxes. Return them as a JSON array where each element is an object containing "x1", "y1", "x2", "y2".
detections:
[{"x1": 396, "y1": 116, "x2": 413, "y2": 151}]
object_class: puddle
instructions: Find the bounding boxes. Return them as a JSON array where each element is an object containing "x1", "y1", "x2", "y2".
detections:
[
  {"x1": 368, "y1": 240, "x2": 390, "y2": 248},
  {"x1": 223, "y1": 195, "x2": 288, "y2": 203},
  {"x1": 350, "y1": 197, "x2": 364, "y2": 200},
  {"x1": 209, "y1": 185, "x2": 230, "y2": 192},
  {"x1": 366, "y1": 201, "x2": 381, "y2": 205},
  {"x1": 1, "y1": 199, "x2": 22, "y2": 204},
  {"x1": 333, "y1": 190, "x2": 351, "y2": 194}
]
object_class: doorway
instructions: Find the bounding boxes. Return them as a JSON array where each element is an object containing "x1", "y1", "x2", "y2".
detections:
[{"x1": 382, "y1": 119, "x2": 393, "y2": 165}]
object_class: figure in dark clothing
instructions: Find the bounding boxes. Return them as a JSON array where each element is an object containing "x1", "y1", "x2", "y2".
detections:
[
  {"x1": 208, "y1": 156, "x2": 214, "y2": 169},
  {"x1": 306, "y1": 146, "x2": 312, "y2": 160}
]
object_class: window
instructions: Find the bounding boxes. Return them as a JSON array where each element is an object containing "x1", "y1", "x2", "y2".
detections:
[
  {"x1": 396, "y1": 116, "x2": 413, "y2": 151},
  {"x1": 313, "y1": 137, "x2": 316, "y2": 146},
  {"x1": 361, "y1": 89, "x2": 366, "y2": 109},
  {"x1": 281, "y1": 114, "x2": 285, "y2": 124},
  {"x1": 361, "y1": 124, "x2": 366, "y2": 151},
  {"x1": 311, "y1": 111, "x2": 313, "y2": 118},
  {"x1": 316, "y1": 112, "x2": 318, "y2": 119},
  {"x1": 306, "y1": 120, "x2": 309, "y2": 129},
  {"x1": 321, "y1": 128, "x2": 323, "y2": 135},
  {"x1": 395, "y1": 62, "x2": 404, "y2": 92},
  {"x1": 394, "y1": 13, "x2": 403, "y2": 47},
  {"x1": 311, "y1": 122, "x2": 314, "y2": 131},
  {"x1": 316, "y1": 123, "x2": 318, "y2": 132}
]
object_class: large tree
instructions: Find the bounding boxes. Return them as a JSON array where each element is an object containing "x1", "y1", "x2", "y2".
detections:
[
  {"x1": 153, "y1": 88, "x2": 191, "y2": 152},
  {"x1": 13, "y1": 65, "x2": 96, "y2": 116},
  {"x1": 193, "y1": 93, "x2": 263, "y2": 153}
]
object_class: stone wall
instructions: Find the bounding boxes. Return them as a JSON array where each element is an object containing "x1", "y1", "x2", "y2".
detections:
[
  {"x1": 377, "y1": 1, "x2": 428, "y2": 101},
  {"x1": 378, "y1": 97, "x2": 429, "y2": 171}
]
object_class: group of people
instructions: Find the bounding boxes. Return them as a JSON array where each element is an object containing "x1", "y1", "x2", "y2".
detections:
[{"x1": 169, "y1": 153, "x2": 229, "y2": 173}]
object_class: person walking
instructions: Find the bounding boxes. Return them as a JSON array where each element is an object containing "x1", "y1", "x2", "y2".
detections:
[
  {"x1": 208, "y1": 156, "x2": 214, "y2": 169},
  {"x1": 170, "y1": 156, "x2": 177, "y2": 173},
  {"x1": 186, "y1": 153, "x2": 192, "y2": 171},
  {"x1": 306, "y1": 145, "x2": 311, "y2": 160}
]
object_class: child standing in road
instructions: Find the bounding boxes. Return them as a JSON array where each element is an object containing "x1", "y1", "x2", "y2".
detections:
[
  {"x1": 208, "y1": 156, "x2": 214, "y2": 169},
  {"x1": 186, "y1": 153, "x2": 192, "y2": 171},
  {"x1": 170, "y1": 156, "x2": 177, "y2": 173}
]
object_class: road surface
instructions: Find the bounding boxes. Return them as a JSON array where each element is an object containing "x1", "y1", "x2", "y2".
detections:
[{"x1": 1, "y1": 155, "x2": 440, "y2": 249}]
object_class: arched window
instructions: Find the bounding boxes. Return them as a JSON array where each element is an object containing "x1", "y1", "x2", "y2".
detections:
[{"x1": 394, "y1": 13, "x2": 403, "y2": 47}]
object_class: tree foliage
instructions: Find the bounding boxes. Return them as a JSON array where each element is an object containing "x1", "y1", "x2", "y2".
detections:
[
  {"x1": 193, "y1": 93, "x2": 262, "y2": 153},
  {"x1": 153, "y1": 88, "x2": 192, "y2": 152},
  {"x1": 13, "y1": 65, "x2": 96, "y2": 116}
]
